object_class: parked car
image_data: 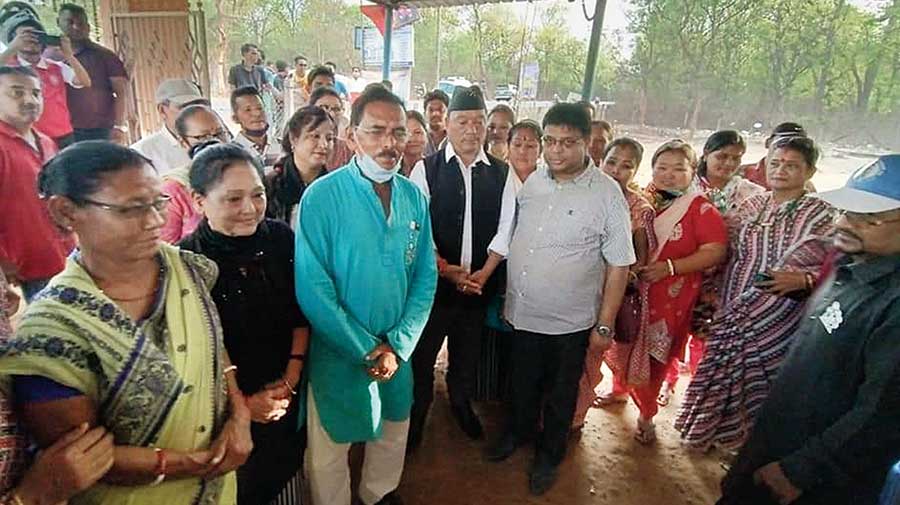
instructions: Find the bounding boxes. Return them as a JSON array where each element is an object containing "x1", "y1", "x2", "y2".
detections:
[
  {"x1": 438, "y1": 77, "x2": 473, "y2": 98},
  {"x1": 495, "y1": 84, "x2": 518, "y2": 101}
]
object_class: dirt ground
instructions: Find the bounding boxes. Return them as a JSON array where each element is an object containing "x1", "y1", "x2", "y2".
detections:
[{"x1": 400, "y1": 364, "x2": 726, "y2": 505}]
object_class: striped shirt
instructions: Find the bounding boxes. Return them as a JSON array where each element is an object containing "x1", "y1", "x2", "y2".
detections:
[{"x1": 505, "y1": 165, "x2": 635, "y2": 335}]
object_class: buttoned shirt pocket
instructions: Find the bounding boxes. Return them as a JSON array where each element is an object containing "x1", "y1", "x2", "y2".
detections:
[{"x1": 549, "y1": 208, "x2": 600, "y2": 251}]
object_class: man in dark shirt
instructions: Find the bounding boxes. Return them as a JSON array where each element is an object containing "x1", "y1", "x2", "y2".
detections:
[
  {"x1": 227, "y1": 43, "x2": 268, "y2": 91},
  {"x1": 718, "y1": 154, "x2": 900, "y2": 505},
  {"x1": 54, "y1": 3, "x2": 128, "y2": 143}
]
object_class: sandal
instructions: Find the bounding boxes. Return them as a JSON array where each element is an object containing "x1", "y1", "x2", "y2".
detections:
[
  {"x1": 592, "y1": 392, "x2": 628, "y2": 408},
  {"x1": 656, "y1": 382, "x2": 674, "y2": 407},
  {"x1": 634, "y1": 418, "x2": 657, "y2": 445}
]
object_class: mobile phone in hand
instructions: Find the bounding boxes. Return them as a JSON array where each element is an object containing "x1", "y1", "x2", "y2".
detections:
[
  {"x1": 34, "y1": 31, "x2": 62, "y2": 46},
  {"x1": 753, "y1": 272, "x2": 773, "y2": 287}
]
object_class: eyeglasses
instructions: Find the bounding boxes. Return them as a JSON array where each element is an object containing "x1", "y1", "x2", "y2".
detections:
[
  {"x1": 183, "y1": 130, "x2": 231, "y2": 143},
  {"x1": 542, "y1": 135, "x2": 584, "y2": 149},
  {"x1": 831, "y1": 208, "x2": 900, "y2": 227},
  {"x1": 319, "y1": 104, "x2": 343, "y2": 116},
  {"x1": 302, "y1": 132, "x2": 336, "y2": 145},
  {"x1": 355, "y1": 126, "x2": 409, "y2": 143},
  {"x1": 79, "y1": 195, "x2": 171, "y2": 219}
]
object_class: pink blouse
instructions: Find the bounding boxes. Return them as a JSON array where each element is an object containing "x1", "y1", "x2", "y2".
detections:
[{"x1": 161, "y1": 177, "x2": 201, "y2": 244}]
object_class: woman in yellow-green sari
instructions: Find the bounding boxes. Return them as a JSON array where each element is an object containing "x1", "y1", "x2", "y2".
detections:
[{"x1": 0, "y1": 141, "x2": 252, "y2": 505}]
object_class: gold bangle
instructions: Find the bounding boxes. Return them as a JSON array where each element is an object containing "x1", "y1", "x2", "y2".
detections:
[
  {"x1": 666, "y1": 258, "x2": 676, "y2": 277},
  {"x1": 8, "y1": 491, "x2": 25, "y2": 505},
  {"x1": 223, "y1": 365, "x2": 238, "y2": 376}
]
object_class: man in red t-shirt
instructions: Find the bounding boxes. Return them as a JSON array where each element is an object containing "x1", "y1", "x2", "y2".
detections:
[
  {"x1": 0, "y1": 65, "x2": 75, "y2": 301},
  {"x1": 1, "y1": 13, "x2": 91, "y2": 148}
]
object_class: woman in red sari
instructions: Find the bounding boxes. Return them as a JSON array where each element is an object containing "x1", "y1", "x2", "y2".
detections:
[{"x1": 618, "y1": 140, "x2": 727, "y2": 444}]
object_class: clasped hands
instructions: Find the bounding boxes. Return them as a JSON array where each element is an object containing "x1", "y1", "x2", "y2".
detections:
[
  {"x1": 443, "y1": 265, "x2": 489, "y2": 296},
  {"x1": 366, "y1": 343, "x2": 399, "y2": 383},
  {"x1": 244, "y1": 365, "x2": 301, "y2": 424}
]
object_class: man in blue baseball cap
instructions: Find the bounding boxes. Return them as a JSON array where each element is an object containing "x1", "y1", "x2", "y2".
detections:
[{"x1": 717, "y1": 155, "x2": 900, "y2": 505}]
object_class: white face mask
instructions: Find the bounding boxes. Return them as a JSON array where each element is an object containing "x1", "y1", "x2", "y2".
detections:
[{"x1": 357, "y1": 152, "x2": 400, "y2": 183}]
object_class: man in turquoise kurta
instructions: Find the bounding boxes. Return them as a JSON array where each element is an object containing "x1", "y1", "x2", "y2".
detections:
[{"x1": 294, "y1": 85, "x2": 437, "y2": 505}]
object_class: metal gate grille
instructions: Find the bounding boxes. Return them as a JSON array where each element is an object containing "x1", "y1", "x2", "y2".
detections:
[{"x1": 110, "y1": 7, "x2": 209, "y2": 141}]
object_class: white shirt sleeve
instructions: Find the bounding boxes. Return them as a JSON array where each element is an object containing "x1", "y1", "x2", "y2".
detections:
[
  {"x1": 55, "y1": 61, "x2": 83, "y2": 89},
  {"x1": 408, "y1": 160, "x2": 430, "y2": 200},
  {"x1": 487, "y1": 168, "x2": 518, "y2": 258}
]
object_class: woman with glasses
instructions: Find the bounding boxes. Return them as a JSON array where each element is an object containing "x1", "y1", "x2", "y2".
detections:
[
  {"x1": 179, "y1": 143, "x2": 309, "y2": 505},
  {"x1": 676, "y1": 136, "x2": 833, "y2": 452},
  {"x1": 265, "y1": 106, "x2": 335, "y2": 228},
  {"x1": 622, "y1": 140, "x2": 728, "y2": 444},
  {"x1": 307, "y1": 86, "x2": 353, "y2": 171},
  {"x1": 0, "y1": 141, "x2": 251, "y2": 504},
  {"x1": 401, "y1": 110, "x2": 428, "y2": 177},
  {"x1": 160, "y1": 104, "x2": 232, "y2": 243}
]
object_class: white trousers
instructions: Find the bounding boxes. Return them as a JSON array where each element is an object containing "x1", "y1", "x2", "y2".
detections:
[{"x1": 306, "y1": 386, "x2": 409, "y2": 505}]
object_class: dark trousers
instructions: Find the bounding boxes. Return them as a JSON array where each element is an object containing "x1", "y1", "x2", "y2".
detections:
[
  {"x1": 410, "y1": 299, "x2": 486, "y2": 434},
  {"x1": 73, "y1": 128, "x2": 112, "y2": 142},
  {"x1": 507, "y1": 328, "x2": 590, "y2": 467}
]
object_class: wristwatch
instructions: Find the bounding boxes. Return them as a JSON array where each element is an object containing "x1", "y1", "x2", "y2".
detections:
[
  {"x1": 594, "y1": 324, "x2": 613, "y2": 338},
  {"x1": 113, "y1": 124, "x2": 129, "y2": 133}
]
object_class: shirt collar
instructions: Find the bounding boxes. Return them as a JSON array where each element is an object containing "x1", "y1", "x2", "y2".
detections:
[
  {"x1": 161, "y1": 126, "x2": 181, "y2": 147},
  {"x1": 0, "y1": 120, "x2": 44, "y2": 155},
  {"x1": 235, "y1": 131, "x2": 274, "y2": 147},
  {"x1": 837, "y1": 253, "x2": 900, "y2": 285},
  {"x1": 17, "y1": 54, "x2": 48, "y2": 69},
  {"x1": 445, "y1": 141, "x2": 489, "y2": 168},
  {"x1": 541, "y1": 162, "x2": 596, "y2": 187}
]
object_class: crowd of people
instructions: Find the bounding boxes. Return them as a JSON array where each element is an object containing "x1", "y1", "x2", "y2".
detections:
[{"x1": 1, "y1": 3, "x2": 899, "y2": 505}]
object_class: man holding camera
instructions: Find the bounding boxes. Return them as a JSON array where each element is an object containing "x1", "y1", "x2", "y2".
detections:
[{"x1": 1, "y1": 10, "x2": 90, "y2": 148}]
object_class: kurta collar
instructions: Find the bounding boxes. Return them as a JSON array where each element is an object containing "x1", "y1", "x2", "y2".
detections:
[{"x1": 347, "y1": 157, "x2": 397, "y2": 190}]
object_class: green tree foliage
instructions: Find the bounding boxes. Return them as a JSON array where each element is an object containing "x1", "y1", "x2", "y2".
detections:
[
  {"x1": 624, "y1": 0, "x2": 900, "y2": 147},
  {"x1": 411, "y1": 4, "x2": 618, "y2": 101},
  {"x1": 203, "y1": 0, "x2": 365, "y2": 93}
]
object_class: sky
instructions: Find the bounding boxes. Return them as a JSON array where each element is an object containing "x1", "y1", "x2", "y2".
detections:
[{"x1": 510, "y1": 0, "x2": 881, "y2": 48}]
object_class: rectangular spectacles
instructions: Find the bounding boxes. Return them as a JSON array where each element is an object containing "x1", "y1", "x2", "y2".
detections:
[
  {"x1": 79, "y1": 195, "x2": 171, "y2": 219},
  {"x1": 183, "y1": 130, "x2": 232, "y2": 143},
  {"x1": 542, "y1": 135, "x2": 584, "y2": 149}
]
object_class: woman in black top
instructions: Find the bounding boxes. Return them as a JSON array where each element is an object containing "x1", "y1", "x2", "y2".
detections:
[
  {"x1": 179, "y1": 143, "x2": 310, "y2": 505},
  {"x1": 265, "y1": 105, "x2": 334, "y2": 226}
]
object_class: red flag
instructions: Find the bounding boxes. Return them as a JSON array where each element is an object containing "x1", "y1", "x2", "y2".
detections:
[
  {"x1": 360, "y1": 5, "x2": 387, "y2": 35},
  {"x1": 360, "y1": 4, "x2": 420, "y2": 35}
]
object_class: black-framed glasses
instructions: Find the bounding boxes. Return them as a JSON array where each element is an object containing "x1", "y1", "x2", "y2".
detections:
[
  {"x1": 79, "y1": 195, "x2": 171, "y2": 219},
  {"x1": 831, "y1": 208, "x2": 900, "y2": 227},
  {"x1": 542, "y1": 135, "x2": 584, "y2": 149},
  {"x1": 183, "y1": 130, "x2": 231, "y2": 143}
]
